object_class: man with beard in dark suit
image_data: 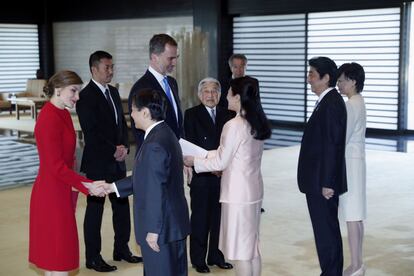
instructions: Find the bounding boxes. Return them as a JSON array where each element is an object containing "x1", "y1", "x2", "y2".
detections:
[
  {"x1": 129, "y1": 33, "x2": 183, "y2": 152},
  {"x1": 184, "y1": 78, "x2": 233, "y2": 273},
  {"x1": 76, "y1": 51, "x2": 141, "y2": 272}
]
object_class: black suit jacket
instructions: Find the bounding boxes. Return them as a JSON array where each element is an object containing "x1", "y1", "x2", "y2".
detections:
[
  {"x1": 184, "y1": 104, "x2": 232, "y2": 183},
  {"x1": 297, "y1": 89, "x2": 347, "y2": 196},
  {"x1": 76, "y1": 81, "x2": 129, "y2": 177},
  {"x1": 116, "y1": 122, "x2": 190, "y2": 245},
  {"x1": 129, "y1": 70, "x2": 183, "y2": 152}
]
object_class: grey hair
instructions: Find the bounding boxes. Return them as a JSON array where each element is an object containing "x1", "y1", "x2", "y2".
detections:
[{"x1": 197, "y1": 77, "x2": 221, "y2": 95}]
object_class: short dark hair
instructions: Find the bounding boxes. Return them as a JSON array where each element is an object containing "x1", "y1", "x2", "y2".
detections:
[
  {"x1": 338, "y1": 62, "x2": 365, "y2": 93},
  {"x1": 132, "y1": 89, "x2": 166, "y2": 121},
  {"x1": 89, "y1": 50, "x2": 112, "y2": 72},
  {"x1": 308, "y1": 56, "x2": 338, "y2": 87},
  {"x1": 228, "y1": 54, "x2": 247, "y2": 66},
  {"x1": 230, "y1": 76, "x2": 271, "y2": 140},
  {"x1": 149, "y1": 34, "x2": 177, "y2": 57}
]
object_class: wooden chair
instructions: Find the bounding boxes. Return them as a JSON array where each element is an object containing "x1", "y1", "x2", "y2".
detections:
[{"x1": 0, "y1": 93, "x2": 12, "y2": 114}]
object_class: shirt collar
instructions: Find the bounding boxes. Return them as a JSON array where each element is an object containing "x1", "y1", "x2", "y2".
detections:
[
  {"x1": 318, "y1": 87, "x2": 335, "y2": 102},
  {"x1": 144, "y1": 120, "x2": 164, "y2": 140},
  {"x1": 148, "y1": 66, "x2": 166, "y2": 83},
  {"x1": 204, "y1": 105, "x2": 216, "y2": 113},
  {"x1": 91, "y1": 78, "x2": 109, "y2": 94}
]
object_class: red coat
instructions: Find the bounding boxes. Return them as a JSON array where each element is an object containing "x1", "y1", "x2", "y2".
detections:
[{"x1": 29, "y1": 102, "x2": 90, "y2": 271}]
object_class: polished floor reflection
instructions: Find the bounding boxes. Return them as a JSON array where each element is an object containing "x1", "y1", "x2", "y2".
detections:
[{"x1": 264, "y1": 126, "x2": 414, "y2": 153}]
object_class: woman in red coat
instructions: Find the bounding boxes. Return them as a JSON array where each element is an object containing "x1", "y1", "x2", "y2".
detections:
[{"x1": 29, "y1": 70, "x2": 104, "y2": 276}]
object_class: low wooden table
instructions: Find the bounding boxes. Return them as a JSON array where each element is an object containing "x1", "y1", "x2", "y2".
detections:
[{"x1": 11, "y1": 97, "x2": 47, "y2": 120}]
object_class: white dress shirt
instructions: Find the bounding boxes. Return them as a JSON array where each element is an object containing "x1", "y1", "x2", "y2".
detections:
[{"x1": 148, "y1": 66, "x2": 178, "y2": 120}]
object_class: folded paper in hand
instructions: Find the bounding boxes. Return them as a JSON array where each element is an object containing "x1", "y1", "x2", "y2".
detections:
[{"x1": 179, "y1": 138, "x2": 208, "y2": 158}]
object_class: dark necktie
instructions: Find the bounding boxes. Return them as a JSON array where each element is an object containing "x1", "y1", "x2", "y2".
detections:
[{"x1": 105, "y1": 88, "x2": 117, "y2": 123}]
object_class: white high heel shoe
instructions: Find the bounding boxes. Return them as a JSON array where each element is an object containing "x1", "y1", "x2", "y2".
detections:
[{"x1": 350, "y1": 264, "x2": 366, "y2": 276}]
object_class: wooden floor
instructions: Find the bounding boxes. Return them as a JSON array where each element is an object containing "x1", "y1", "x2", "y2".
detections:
[{"x1": 1, "y1": 146, "x2": 413, "y2": 275}]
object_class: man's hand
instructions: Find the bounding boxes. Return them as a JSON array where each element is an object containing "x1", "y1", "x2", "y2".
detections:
[
  {"x1": 183, "y1": 165, "x2": 193, "y2": 184},
  {"x1": 322, "y1": 187, "x2": 334, "y2": 200},
  {"x1": 146, "y1": 232, "x2": 160, "y2": 252},
  {"x1": 114, "y1": 145, "x2": 128, "y2": 162},
  {"x1": 102, "y1": 182, "x2": 116, "y2": 194},
  {"x1": 212, "y1": 171, "x2": 222, "y2": 177},
  {"x1": 183, "y1": 156, "x2": 194, "y2": 167},
  {"x1": 83, "y1": 181, "x2": 106, "y2": 197}
]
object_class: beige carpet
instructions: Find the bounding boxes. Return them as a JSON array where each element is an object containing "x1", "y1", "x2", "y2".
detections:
[{"x1": 0, "y1": 146, "x2": 413, "y2": 275}]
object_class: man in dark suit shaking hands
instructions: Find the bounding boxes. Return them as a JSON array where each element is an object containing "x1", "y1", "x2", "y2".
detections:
[
  {"x1": 297, "y1": 56, "x2": 347, "y2": 276},
  {"x1": 129, "y1": 34, "x2": 183, "y2": 153},
  {"x1": 105, "y1": 89, "x2": 190, "y2": 276},
  {"x1": 76, "y1": 51, "x2": 141, "y2": 272},
  {"x1": 184, "y1": 77, "x2": 233, "y2": 273}
]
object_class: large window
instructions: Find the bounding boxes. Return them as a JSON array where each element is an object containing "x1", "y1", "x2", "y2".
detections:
[
  {"x1": 0, "y1": 23, "x2": 39, "y2": 94},
  {"x1": 233, "y1": 14, "x2": 306, "y2": 123},
  {"x1": 307, "y1": 8, "x2": 400, "y2": 130},
  {"x1": 233, "y1": 7, "x2": 402, "y2": 131}
]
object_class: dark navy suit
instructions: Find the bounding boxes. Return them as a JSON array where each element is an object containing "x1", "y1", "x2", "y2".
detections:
[
  {"x1": 116, "y1": 122, "x2": 190, "y2": 276},
  {"x1": 297, "y1": 88, "x2": 347, "y2": 276}
]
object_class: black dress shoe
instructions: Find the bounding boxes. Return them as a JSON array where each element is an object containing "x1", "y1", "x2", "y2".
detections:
[
  {"x1": 86, "y1": 258, "x2": 117, "y2": 272},
  {"x1": 207, "y1": 261, "x2": 233, "y2": 269},
  {"x1": 113, "y1": 251, "x2": 143, "y2": 263},
  {"x1": 192, "y1": 263, "x2": 210, "y2": 273}
]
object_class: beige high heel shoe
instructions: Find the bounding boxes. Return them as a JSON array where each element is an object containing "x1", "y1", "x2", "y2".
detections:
[{"x1": 350, "y1": 264, "x2": 366, "y2": 276}]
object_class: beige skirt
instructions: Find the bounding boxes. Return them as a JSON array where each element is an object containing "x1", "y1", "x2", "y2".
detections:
[{"x1": 219, "y1": 201, "x2": 262, "y2": 261}]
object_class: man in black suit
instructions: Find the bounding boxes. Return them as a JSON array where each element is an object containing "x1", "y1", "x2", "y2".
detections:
[
  {"x1": 184, "y1": 78, "x2": 233, "y2": 273},
  {"x1": 219, "y1": 53, "x2": 250, "y2": 108},
  {"x1": 76, "y1": 51, "x2": 141, "y2": 272},
  {"x1": 129, "y1": 33, "x2": 183, "y2": 152},
  {"x1": 106, "y1": 89, "x2": 190, "y2": 276},
  {"x1": 297, "y1": 56, "x2": 347, "y2": 276}
]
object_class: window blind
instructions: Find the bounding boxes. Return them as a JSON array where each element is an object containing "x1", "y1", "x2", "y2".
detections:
[{"x1": 0, "y1": 23, "x2": 39, "y2": 94}]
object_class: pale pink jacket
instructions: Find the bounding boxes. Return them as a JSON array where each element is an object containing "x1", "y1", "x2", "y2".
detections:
[{"x1": 194, "y1": 115, "x2": 264, "y2": 204}]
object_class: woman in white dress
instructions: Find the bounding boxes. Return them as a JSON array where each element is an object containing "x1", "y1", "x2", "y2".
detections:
[
  {"x1": 184, "y1": 76, "x2": 271, "y2": 276},
  {"x1": 337, "y1": 62, "x2": 367, "y2": 276}
]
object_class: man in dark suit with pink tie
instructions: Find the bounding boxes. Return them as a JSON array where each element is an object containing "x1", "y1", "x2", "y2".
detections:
[{"x1": 297, "y1": 56, "x2": 347, "y2": 276}]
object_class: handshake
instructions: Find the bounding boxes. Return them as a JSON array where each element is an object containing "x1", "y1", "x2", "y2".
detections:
[{"x1": 82, "y1": 181, "x2": 116, "y2": 197}]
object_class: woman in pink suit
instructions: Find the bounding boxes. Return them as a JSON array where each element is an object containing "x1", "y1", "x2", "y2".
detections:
[
  {"x1": 29, "y1": 70, "x2": 104, "y2": 276},
  {"x1": 184, "y1": 76, "x2": 271, "y2": 276}
]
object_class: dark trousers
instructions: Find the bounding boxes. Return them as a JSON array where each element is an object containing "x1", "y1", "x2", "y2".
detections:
[
  {"x1": 306, "y1": 194, "x2": 343, "y2": 276},
  {"x1": 141, "y1": 238, "x2": 188, "y2": 276},
  {"x1": 190, "y1": 181, "x2": 224, "y2": 266},
  {"x1": 84, "y1": 171, "x2": 131, "y2": 262}
]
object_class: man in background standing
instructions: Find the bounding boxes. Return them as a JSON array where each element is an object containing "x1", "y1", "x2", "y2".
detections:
[
  {"x1": 77, "y1": 50, "x2": 141, "y2": 273},
  {"x1": 129, "y1": 33, "x2": 183, "y2": 152}
]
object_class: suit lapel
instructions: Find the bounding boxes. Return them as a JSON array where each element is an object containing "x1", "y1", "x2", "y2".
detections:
[
  {"x1": 89, "y1": 81, "x2": 118, "y2": 126},
  {"x1": 198, "y1": 104, "x2": 215, "y2": 128}
]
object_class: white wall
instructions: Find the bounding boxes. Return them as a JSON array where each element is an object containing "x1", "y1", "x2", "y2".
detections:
[{"x1": 53, "y1": 16, "x2": 193, "y2": 84}]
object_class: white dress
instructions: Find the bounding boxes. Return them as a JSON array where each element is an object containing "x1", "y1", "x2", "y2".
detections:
[{"x1": 339, "y1": 93, "x2": 367, "y2": 221}]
